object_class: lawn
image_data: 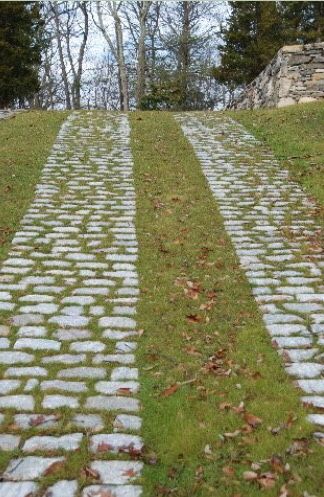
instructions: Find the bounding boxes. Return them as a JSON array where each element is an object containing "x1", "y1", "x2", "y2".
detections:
[
  {"x1": 0, "y1": 108, "x2": 322, "y2": 496},
  {"x1": 131, "y1": 111, "x2": 323, "y2": 497}
]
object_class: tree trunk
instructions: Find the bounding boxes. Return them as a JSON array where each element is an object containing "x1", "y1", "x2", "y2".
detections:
[
  {"x1": 114, "y1": 15, "x2": 129, "y2": 111},
  {"x1": 74, "y1": 1, "x2": 89, "y2": 109},
  {"x1": 135, "y1": 2, "x2": 150, "y2": 109},
  {"x1": 179, "y1": 1, "x2": 190, "y2": 110},
  {"x1": 51, "y1": 2, "x2": 72, "y2": 110}
]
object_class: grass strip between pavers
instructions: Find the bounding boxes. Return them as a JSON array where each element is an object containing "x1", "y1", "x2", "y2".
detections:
[
  {"x1": 0, "y1": 110, "x2": 68, "y2": 262},
  {"x1": 130, "y1": 111, "x2": 323, "y2": 497}
]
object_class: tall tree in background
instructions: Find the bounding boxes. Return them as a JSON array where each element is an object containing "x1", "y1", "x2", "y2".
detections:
[
  {"x1": 123, "y1": 1, "x2": 152, "y2": 109},
  {"x1": 93, "y1": 1, "x2": 129, "y2": 111},
  {"x1": 213, "y1": 1, "x2": 284, "y2": 89},
  {"x1": 49, "y1": 1, "x2": 89, "y2": 110},
  {"x1": 143, "y1": 1, "x2": 217, "y2": 110},
  {"x1": 280, "y1": 2, "x2": 324, "y2": 43},
  {"x1": 0, "y1": 1, "x2": 43, "y2": 107}
]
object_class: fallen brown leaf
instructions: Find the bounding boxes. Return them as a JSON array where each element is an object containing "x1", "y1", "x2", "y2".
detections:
[
  {"x1": 186, "y1": 314, "x2": 202, "y2": 323},
  {"x1": 222, "y1": 465, "x2": 235, "y2": 476},
  {"x1": 160, "y1": 384, "x2": 179, "y2": 398},
  {"x1": 244, "y1": 412, "x2": 262, "y2": 428},
  {"x1": 257, "y1": 472, "x2": 277, "y2": 489}
]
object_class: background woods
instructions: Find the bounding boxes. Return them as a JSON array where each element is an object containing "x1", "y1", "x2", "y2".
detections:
[{"x1": 0, "y1": 1, "x2": 323, "y2": 111}]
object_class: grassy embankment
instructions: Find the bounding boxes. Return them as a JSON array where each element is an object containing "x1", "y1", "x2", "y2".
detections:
[
  {"x1": 0, "y1": 108, "x2": 323, "y2": 495},
  {"x1": 131, "y1": 111, "x2": 323, "y2": 497}
]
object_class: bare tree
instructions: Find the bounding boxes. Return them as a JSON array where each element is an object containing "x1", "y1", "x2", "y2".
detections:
[
  {"x1": 124, "y1": 1, "x2": 152, "y2": 108},
  {"x1": 63, "y1": 1, "x2": 89, "y2": 109},
  {"x1": 94, "y1": 1, "x2": 129, "y2": 110},
  {"x1": 50, "y1": 1, "x2": 72, "y2": 109},
  {"x1": 49, "y1": 1, "x2": 89, "y2": 109}
]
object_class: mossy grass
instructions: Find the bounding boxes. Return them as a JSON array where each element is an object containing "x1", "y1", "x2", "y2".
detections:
[{"x1": 130, "y1": 111, "x2": 323, "y2": 497}]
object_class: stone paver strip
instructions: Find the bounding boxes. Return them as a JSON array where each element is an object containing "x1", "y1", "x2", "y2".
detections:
[
  {"x1": 0, "y1": 112, "x2": 143, "y2": 495},
  {"x1": 176, "y1": 113, "x2": 324, "y2": 434}
]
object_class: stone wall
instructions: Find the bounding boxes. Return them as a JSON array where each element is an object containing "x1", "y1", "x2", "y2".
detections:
[{"x1": 232, "y1": 42, "x2": 324, "y2": 109}]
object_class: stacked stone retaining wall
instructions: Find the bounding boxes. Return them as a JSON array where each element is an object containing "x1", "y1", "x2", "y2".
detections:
[{"x1": 233, "y1": 42, "x2": 324, "y2": 109}]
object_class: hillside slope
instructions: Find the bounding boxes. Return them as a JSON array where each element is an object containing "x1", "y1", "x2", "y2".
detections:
[{"x1": 230, "y1": 102, "x2": 324, "y2": 207}]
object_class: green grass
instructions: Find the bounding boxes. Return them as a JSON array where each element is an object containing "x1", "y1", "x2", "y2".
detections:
[
  {"x1": 130, "y1": 111, "x2": 323, "y2": 497},
  {"x1": 0, "y1": 109, "x2": 323, "y2": 495},
  {"x1": 0, "y1": 110, "x2": 68, "y2": 261},
  {"x1": 229, "y1": 102, "x2": 324, "y2": 208}
]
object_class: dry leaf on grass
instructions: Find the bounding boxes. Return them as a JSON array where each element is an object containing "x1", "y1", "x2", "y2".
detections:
[
  {"x1": 160, "y1": 383, "x2": 179, "y2": 397},
  {"x1": 244, "y1": 412, "x2": 262, "y2": 428}
]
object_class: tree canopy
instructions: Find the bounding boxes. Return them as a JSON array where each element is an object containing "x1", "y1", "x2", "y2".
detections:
[
  {"x1": 0, "y1": 1, "x2": 43, "y2": 107},
  {"x1": 214, "y1": 1, "x2": 324, "y2": 89}
]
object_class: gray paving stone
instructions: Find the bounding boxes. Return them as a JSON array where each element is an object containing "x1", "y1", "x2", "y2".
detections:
[
  {"x1": 70, "y1": 341, "x2": 105, "y2": 353},
  {"x1": 11, "y1": 314, "x2": 44, "y2": 326},
  {"x1": 0, "y1": 395, "x2": 34, "y2": 410},
  {"x1": 81, "y1": 485, "x2": 142, "y2": 497},
  {"x1": 272, "y1": 336, "x2": 312, "y2": 348},
  {"x1": 116, "y1": 341, "x2": 138, "y2": 353},
  {"x1": 54, "y1": 329, "x2": 91, "y2": 340},
  {"x1": 0, "y1": 482, "x2": 39, "y2": 497},
  {"x1": 17, "y1": 326, "x2": 47, "y2": 338},
  {"x1": 284, "y1": 303, "x2": 323, "y2": 313},
  {"x1": 90, "y1": 433, "x2": 143, "y2": 454},
  {"x1": 20, "y1": 294, "x2": 54, "y2": 303},
  {"x1": 265, "y1": 324, "x2": 309, "y2": 336},
  {"x1": 104, "y1": 330, "x2": 138, "y2": 340},
  {"x1": 24, "y1": 379, "x2": 39, "y2": 392},
  {"x1": 95, "y1": 381, "x2": 139, "y2": 395},
  {"x1": 92, "y1": 350, "x2": 136, "y2": 364},
  {"x1": 73, "y1": 287, "x2": 110, "y2": 295},
  {"x1": 0, "y1": 302, "x2": 15, "y2": 311},
  {"x1": 85, "y1": 395, "x2": 139, "y2": 412},
  {"x1": 14, "y1": 338, "x2": 61, "y2": 351},
  {"x1": 0, "y1": 337, "x2": 10, "y2": 348},
  {"x1": 89, "y1": 460, "x2": 143, "y2": 484},
  {"x1": 99, "y1": 316, "x2": 136, "y2": 328},
  {"x1": 0, "y1": 434, "x2": 21, "y2": 451},
  {"x1": 302, "y1": 396, "x2": 324, "y2": 409},
  {"x1": 42, "y1": 354, "x2": 86, "y2": 365},
  {"x1": 113, "y1": 415, "x2": 142, "y2": 432},
  {"x1": 111, "y1": 367, "x2": 139, "y2": 381},
  {"x1": 5, "y1": 367, "x2": 47, "y2": 377},
  {"x1": 42, "y1": 395, "x2": 79, "y2": 409},
  {"x1": 285, "y1": 362, "x2": 324, "y2": 378},
  {"x1": 41, "y1": 380, "x2": 87, "y2": 393},
  {"x1": 61, "y1": 306, "x2": 83, "y2": 316},
  {"x1": 0, "y1": 351, "x2": 34, "y2": 364},
  {"x1": 23, "y1": 433, "x2": 83, "y2": 452},
  {"x1": 49, "y1": 315, "x2": 89, "y2": 327},
  {"x1": 297, "y1": 379, "x2": 324, "y2": 394},
  {"x1": 14, "y1": 414, "x2": 59, "y2": 430},
  {"x1": 62, "y1": 296, "x2": 95, "y2": 305},
  {"x1": 281, "y1": 349, "x2": 318, "y2": 362},
  {"x1": 3, "y1": 456, "x2": 65, "y2": 480},
  {"x1": 58, "y1": 367, "x2": 106, "y2": 379},
  {"x1": 72, "y1": 414, "x2": 104, "y2": 432},
  {"x1": 307, "y1": 414, "x2": 324, "y2": 426},
  {"x1": 0, "y1": 380, "x2": 21, "y2": 394},
  {"x1": 42, "y1": 480, "x2": 78, "y2": 497}
]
